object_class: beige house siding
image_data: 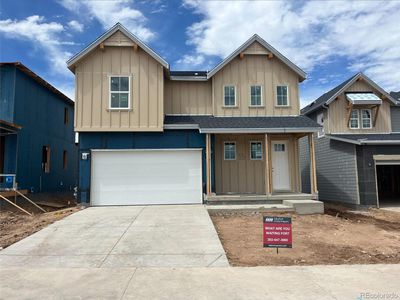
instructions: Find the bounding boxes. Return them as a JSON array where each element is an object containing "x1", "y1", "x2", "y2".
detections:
[
  {"x1": 212, "y1": 55, "x2": 300, "y2": 117},
  {"x1": 104, "y1": 31, "x2": 134, "y2": 46},
  {"x1": 164, "y1": 80, "x2": 212, "y2": 115},
  {"x1": 75, "y1": 46, "x2": 164, "y2": 132},
  {"x1": 243, "y1": 41, "x2": 270, "y2": 55},
  {"x1": 328, "y1": 80, "x2": 391, "y2": 134},
  {"x1": 214, "y1": 134, "x2": 300, "y2": 194}
]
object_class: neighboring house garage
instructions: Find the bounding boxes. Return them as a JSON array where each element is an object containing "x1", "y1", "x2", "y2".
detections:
[{"x1": 90, "y1": 149, "x2": 202, "y2": 205}]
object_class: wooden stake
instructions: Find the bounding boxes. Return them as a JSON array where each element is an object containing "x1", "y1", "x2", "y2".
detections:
[
  {"x1": 0, "y1": 195, "x2": 32, "y2": 216},
  {"x1": 15, "y1": 190, "x2": 46, "y2": 213}
]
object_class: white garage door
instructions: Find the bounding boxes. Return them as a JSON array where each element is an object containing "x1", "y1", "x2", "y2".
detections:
[{"x1": 91, "y1": 149, "x2": 203, "y2": 206}]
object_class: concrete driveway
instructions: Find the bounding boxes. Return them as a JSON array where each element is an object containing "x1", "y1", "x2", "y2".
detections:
[{"x1": 0, "y1": 205, "x2": 228, "y2": 268}]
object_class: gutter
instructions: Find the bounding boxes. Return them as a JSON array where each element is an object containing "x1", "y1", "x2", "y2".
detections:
[{"x1": 199, "y1": 127, "x2": 321, "y2": 134}]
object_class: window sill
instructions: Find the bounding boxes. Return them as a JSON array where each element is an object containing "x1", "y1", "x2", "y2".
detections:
[
  {"x1": 275, "y1": 105, "x2": 291, "y2": 108},
  {"x1": 222, "y1": 106, "x2": 239, "y2": 109},
  {"x1": 249, "y1": 105, "x2": 264, "y2": 108},
  {"x1": 107, "y1": 108, "x2": 133, "y2": 112}
]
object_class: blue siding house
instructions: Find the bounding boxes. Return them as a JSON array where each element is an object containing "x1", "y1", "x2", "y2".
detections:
[{"x1": 0, "y1": 62, "x2": 77, "y2": 193}]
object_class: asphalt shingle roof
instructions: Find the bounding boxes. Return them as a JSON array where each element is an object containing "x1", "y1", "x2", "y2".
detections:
[
  {"x1": 390, "y1": 91, "x2": 400, "y2": 102},
  {"x1": 329, "y1": 133, "x2": 400, "y2": 144},
  {"x1": 301, "y1": 74, "x2": 358, "y2": 115},
  {"x1": 164, "y1": 115, "x2": 320, "y2": 130}
]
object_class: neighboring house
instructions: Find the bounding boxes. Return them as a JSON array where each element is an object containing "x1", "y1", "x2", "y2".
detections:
[
  {"x1": 301, "y1": 73, "x2": 400, "y2": 207},
  {"x1": 68, "y1": 23, "x2": 321, "y2": 206},
  {"x1": 390, "y1": 91, "x2": 400, "y2": 133},
  {"x1": 0, "y1": 62, "x2": 77, "y2": 193}
]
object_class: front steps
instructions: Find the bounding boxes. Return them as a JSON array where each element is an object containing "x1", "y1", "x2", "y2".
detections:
[{"x1": 205, "y1": 193, "x2": 324, "y2": 215}]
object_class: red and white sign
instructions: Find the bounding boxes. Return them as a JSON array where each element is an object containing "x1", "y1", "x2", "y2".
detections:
[{"x1": 263, "y1": 216, "x2": 292, "y2": 248}]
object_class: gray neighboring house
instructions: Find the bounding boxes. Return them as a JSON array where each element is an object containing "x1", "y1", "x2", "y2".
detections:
[{"x1": 300, "y1": 73, "x2": 400, "y2": 207}]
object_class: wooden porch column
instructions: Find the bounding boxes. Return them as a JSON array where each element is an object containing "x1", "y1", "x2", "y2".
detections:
[
  {"x1": 264, "y1": 134, "x2": 272, "y2": 195},
  {"x1": 206, "y1": 133, "x2": 212, "y2": 196},
  {"x1": 308, "y1": 133, "x2": 318, "y2": 194}
]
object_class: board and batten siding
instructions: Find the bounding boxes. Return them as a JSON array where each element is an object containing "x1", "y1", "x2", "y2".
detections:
[
  {"x1": 391, "y1": 106, "x2": 400, "y2": 132},
  {"x1": 74, "y1": 46, "x2": 164, "y2": 132},
  {"x1": 212, "y1": 52, "x2": 300, "y2": 117},
  {"x1": 164, "y1": 80, "x2": 212, "y2": 115},
  {"x1": 328, "y1": 80, "x2": 391, "y2": 134}
]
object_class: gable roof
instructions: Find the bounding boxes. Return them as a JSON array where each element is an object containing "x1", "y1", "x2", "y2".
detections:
[
  {"x1": 301, "y1": 72, "x2": 398, "y2": 115},
  {"x1": 67, "y1": 23, "x2": 169, "y2": 72},
  {"x1": 0, "y1": 62, "x2": 73, "y2": 106},
  {"x1": 206, "y1": 34, "x2": 307, "y2": 81}
]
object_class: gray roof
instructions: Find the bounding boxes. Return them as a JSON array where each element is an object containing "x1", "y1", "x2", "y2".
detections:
[
  {"x1": 301, "y1": 73, "x2": 397, "y2": 115},
  {"x1": 164, "y1": 115, "x2": 321, "y2": 133},
  {"x1": 328, "y1": 133, "x2": 400, "y2": 145},
  {"x1": 390, "y1": 91, "x2": 400, "y2": 103}
]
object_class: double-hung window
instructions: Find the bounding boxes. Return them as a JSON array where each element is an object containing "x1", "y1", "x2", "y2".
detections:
[
  {"x1": 224, "y1": 86, "x2": 236, "y2": 107},
  {"x1": 224, "y1": 142, "x2": 236, "y2": 160},
  {"x1": 110, "y1": 76, "x2": 130, "y2": 109},
  {"x1": 349, "y1": 109, "x2": 359, "y2": 129},
  {"x1": 250, "y1": 85, "x2": 262, "y2": 106},
  {"x1": 361, "y1": 109, "x2": 372, "y2": 129},
  {"x1": 276, "y1": 85, "x2": 289, "y2": 106},
  {"x1": 250, "y1": 141, "x2": 263, "y2": 160}
]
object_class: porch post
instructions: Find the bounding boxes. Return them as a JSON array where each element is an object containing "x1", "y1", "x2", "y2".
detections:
[
  {"x1": 308, "y1": 133, "x2": 318, "y2": 194},
  {"x1": 265, "y1": 133, "x2": 271, "y2": 195},
  {"x1": 206, "y1": 133, "x2": 212, "y2": 196}
]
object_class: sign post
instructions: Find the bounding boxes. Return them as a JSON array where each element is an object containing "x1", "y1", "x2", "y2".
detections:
[{"x1": 263, "y1": 216, "x2": 292, "y2": 251}]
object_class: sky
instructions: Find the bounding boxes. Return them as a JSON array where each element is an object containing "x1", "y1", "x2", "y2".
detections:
[{"x1": 1, "y1": 0, "x2": 399, "y2": 108}]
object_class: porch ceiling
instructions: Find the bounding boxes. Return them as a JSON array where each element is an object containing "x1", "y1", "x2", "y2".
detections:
[{"x1": 164, "y1": 115, "x2": 321, "y2": 133}]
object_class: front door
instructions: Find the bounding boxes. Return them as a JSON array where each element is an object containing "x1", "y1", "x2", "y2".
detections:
[{"x1": 271, "y1": 140, "x2": 290, "y2": 191}]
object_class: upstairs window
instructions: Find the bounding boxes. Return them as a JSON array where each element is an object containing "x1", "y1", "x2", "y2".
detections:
[
  {"x1": 110, "y1": 76, "x2": 130, "y2": 109},
  {"x1": 224, "y1": 86, "x2": 236, "y2": 107},
  {"x1": 250, "y1": 85, "x2": 262, "y2": 106},
  {"x1": 64, "y1": 107, "x2": 69, "y2": 124},
  {"x1": 349, "y1": 109, "x2": 359, "y2": 129},
  {"x1": 276, "y1": 85, "x2": 289, "y2": 106},
  {"x1": 42, "y1": 146, "x2": 51, "y2": 173},
  {"x1": 224, "y1": 142, "x2": 236, "y2": 160},
  {"x1": 250, "y1": 141, "x2": 263, "y2": 160},
  {"x1": 361, "y1": 109, "x2": 372, "y2": 129}
]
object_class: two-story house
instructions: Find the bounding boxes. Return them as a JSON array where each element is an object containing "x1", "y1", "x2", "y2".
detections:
[
  {"x1": 301, "y1": 73, "x2": 400, "y2": 207},
  {"x1": 0, "y1": 62, "x2": 77, "y2": 194},
  {"x1": 68, "y1": 23, "x2": 321, "y2": 206}
]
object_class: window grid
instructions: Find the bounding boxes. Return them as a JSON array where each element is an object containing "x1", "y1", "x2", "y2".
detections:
[
  {"x1": 276, "y1": 86, "x2": 288, "y2": 106},
  {"x1": 224, "y1": 142, "x2": 236, "y2": 160},
  {"x1": 349, "y1": 109, "x2": 359, "y2": 129},
  {"x1": 250, "y1": 85, "x2": 262, "y2": 106},
  {"x1": 110, "y1": 76, "x2": 130, "y2": 109},
  {"x1": 250, "y1": 142, "x2": 263, "y2": 160},
  {"x1": 224, "y1": 86, "x2": 236, "y2": 106},
  {"x1": 361, "y1": 109, "x2": 372, "y2": 129}
]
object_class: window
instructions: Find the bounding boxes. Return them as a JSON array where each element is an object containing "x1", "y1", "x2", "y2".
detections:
[
  {"x1": 317, "y1": 112, "x2": 325, "y2": 137},
  {"x1": 250, "y1": 85, "x2": 262, "y2": 106},
  {"x1": 42, "y1": 146, "x2": 51, "y2": 173},
  {"x1": 110, "y1": 76, "x2": 130, "y2": 109},
  {"x1": 63, "y1": 150, "x2": 68, "y2": 170},
  {"x1": 224, "y1": 142, "x2": 236, "y2": 160},
  {"x1": 361, "y1": 109, "x2": 372, "y2": 129},
  {"x1": 276, "y1": 85, "x2": 288, "y2": 106},
  {"x1": 274, "y1": 144, "x2": 285, "y2": 152},
  {"x1": 64, "y1": 107, "x2": 69, "y2": 124},
  {"x1": 349, "y1": 109, "x2": 359, "y2": 129},
  {"x1": 250, "y1": 142, "x2": 263, "y2": 160},
  {"x1": 224, "y1": 86, "x2": 236, "y2": 106}
]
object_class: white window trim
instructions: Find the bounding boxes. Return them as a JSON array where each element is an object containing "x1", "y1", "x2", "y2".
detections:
[
  {"x1": 109, "y1": 75, "x2": 131, "y2": 110},
  {"x1": 249, "y1": 85, "x2": 263, "y2": 107},
  {"x1": 275, "y1": 85, "x2": 290, "y2": 107},
  {"x1": 249, "y1": 141, "x2": 263, "y2": 160},
  {"x1": 361, "y1": 109, "x2": 372, "y2": 129},
  {"x1": 317, "y1": 112, "x2": 325, "y2": 138},
  {"x1": 223, "y1": 141, "x2": 236, "y2": 160},
  {"x1": 223, "y1": 85, "x2": 237, "y2": 107},
  {"x1": 349, "y1": 109, "x2": 360, "y2": 129}
]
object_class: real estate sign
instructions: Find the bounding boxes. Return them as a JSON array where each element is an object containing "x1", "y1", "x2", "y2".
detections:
[{"x1": 263, "y1": 216, "x2": 292, "y2": 248}]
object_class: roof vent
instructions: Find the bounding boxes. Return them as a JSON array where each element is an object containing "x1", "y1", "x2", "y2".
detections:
[{"x1": 194, "y1": 72, "x2": 198, "y2": 76}]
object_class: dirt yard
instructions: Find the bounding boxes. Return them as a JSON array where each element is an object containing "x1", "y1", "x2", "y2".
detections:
[
  {"x1": 0, "y1": 193, "x2": 79, "y2": 249},
  {"x1": 209, "y1": 204, "x2": 400, "y2": 266}
]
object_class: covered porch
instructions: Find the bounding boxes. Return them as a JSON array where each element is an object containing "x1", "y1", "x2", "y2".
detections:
[{"x1": 204, "y1": 132, "x2": 318, "y2": 203}]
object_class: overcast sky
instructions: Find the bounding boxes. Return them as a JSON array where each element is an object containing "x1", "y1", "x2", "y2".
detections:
[{"x1": 1, "y1": 0, "x2": 399, "y2": 107}]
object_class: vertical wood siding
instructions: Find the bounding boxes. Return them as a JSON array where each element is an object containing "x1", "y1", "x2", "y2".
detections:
[
  {"x1": 328, "y1": 80, "x2": 391, "y2": 134},
  {"x1": 164, "y1": 80, "x2": 212, "y2": 115},
  {"x1": 212, "y1": 55, "x2": 300, "y2": 117},
  {"x1": 75, "y1": 46, "x2": 164, "y2": 132}
]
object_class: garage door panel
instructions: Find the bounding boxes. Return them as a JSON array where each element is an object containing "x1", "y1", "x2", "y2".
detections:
[{"x1": 91, "y1": 150, "x2": 203, "y2": 206}]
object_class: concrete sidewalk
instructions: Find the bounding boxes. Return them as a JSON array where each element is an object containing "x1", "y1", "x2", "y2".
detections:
[
  {"x1": 0, "y1": 205, "x2": 228, "y2": 268},
  {"x1": 1, "y1": 264, "x2": 399, "y2": 299}
]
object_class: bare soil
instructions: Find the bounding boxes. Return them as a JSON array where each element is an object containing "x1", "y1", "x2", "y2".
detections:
[
  {"x1": 0, "y1": 193, "x2": 79, "y2": 249},
  {"x1": 209, "y1": 204, "x2": 400, "y2": 266}
]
